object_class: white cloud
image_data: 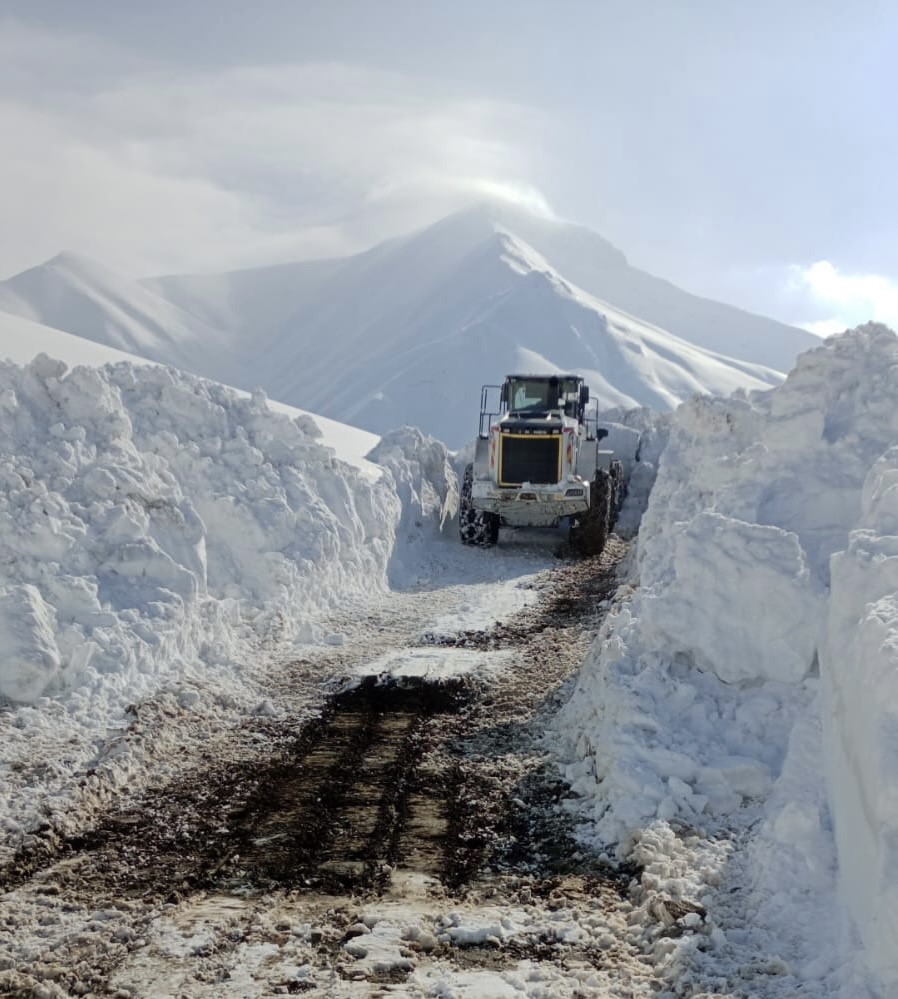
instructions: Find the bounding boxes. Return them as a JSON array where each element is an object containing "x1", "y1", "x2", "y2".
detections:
[
  {"x1": 788, "y1": 260, "x2": 898, "y2": 336},
  {"x1": 0, "y1": 21, "x2": 552, "y2": 278}
]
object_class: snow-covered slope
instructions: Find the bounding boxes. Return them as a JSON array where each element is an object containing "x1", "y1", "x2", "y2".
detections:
[
  {"x1": 1, "y1": 205, "x2": 810, "y2": 448},
  {"x1": 0, "y1": 252, "x2": 237, "y2": 384},
  {"x1": 466, "y1": 204, "x2": 816, "y2": 372},
  {"x1": 144, "y1": 256, "x2": 344, "y2": 339},
  {"x1": 0, "y1": 308, "x2": 380, "y2": 472},
  {"x1": 260, "y1": 232, "x2": 783, "y2": 445},
  {"x1": 0, "y1": 308, "x2": 154, "y2": 369}
]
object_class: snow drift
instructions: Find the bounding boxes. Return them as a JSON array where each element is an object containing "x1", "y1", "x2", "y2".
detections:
[
  {"x1": 0, "y1": 356, "x2": 454, "y2": 706},
  {"x1": 557, "y1": 323, "x2": 898, "y2": 992}
]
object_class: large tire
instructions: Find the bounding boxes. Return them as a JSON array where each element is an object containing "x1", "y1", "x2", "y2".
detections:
[
  {"x1": 570, "y1": 470, "x2": 611, "y2": 556},
  {"x1": 609, "y1": 460, "x2": 625, "y2": 524},
  {"x1": 459, "y1": 464, "x2": 499, "y2": 547}
]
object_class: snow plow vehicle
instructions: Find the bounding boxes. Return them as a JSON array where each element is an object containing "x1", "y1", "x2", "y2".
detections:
[{"x1": 460, "y1": 374, "x2": 624, "y2": 554}]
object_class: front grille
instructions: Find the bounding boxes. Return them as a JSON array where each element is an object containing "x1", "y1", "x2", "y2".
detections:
[{"x1": 499, "y1": 434, "x2": 560, "y2": 485}]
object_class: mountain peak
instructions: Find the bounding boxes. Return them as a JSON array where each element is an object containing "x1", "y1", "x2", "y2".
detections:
[
  {"x1": 47, "y1": 249, "x2": 92, "y2": 268},
  {"x1": 43, "y1": 250, "x2": 122, "y2": 283},
  {"x1": 435, "y1": 201, "x2": 630, "y2": 272}
]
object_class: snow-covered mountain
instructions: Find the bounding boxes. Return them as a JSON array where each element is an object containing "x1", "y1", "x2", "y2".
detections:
[
  {"x1": 0, "y1": 204, "x2": 817, "y2": 446},
  {"x1": 0, "y1": 251, "x2": 236, "y2": 384}
]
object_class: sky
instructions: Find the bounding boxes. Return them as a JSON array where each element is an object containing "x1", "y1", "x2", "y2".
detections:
[{"x1": 1, "y1": 0, "x2": 897, "y2": 333}]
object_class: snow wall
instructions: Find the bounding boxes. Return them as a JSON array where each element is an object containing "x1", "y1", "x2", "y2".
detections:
[
  {"x1": 0, "y1": 356, "x2": 453, "y2": 706},
  {"x1": 824, "y1": 448, "x2": 898, "y2": 983},
  {"x1": 557, "y1": 324, "x2": 898, "y2": 989}
]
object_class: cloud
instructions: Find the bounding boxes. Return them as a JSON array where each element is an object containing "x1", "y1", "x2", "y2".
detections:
[
  {"x1": 0, "y1": 21, "x2": 552, "y2": 278},
  {"x1": 787, "y1": 260, "x2": 898, "y2": 336}
]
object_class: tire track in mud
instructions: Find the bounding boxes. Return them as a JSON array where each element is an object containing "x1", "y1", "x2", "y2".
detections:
[
  {"x1": 217, "y1": 677, "x2": 472, "y2": 895},
  {"x1": 0, "y1": 678, "x2": 471, "y2": 901}
]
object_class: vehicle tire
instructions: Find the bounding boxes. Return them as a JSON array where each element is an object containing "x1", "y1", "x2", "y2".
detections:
[
  {"x1": 570, "y1": 470, "x2": 611, "y2": 556},
  {"x1": 459, "y1": 464, "x2": 500, "y2": 547},
  {"x1": 609, "y1": 460, "x2": 625, "y2": 525}
]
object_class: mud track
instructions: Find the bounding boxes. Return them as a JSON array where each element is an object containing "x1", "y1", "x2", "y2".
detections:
[{"x1": 0, "y1": 540, "x2": 648, "y2": 997}]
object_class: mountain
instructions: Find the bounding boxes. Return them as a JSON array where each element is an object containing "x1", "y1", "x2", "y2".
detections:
[
  {"x1": 252, "y1": 228, "x2": 784, "y2": 445},
  {"x1": 447, "y1": 205, "x2": 814, "y2": 373},
  {"x1": 147, "y1": 203, "x2": 815, "y2": 374},
  {"x1": 0, "y1": 251, "x2": 236, "y2": 384},
  {"x1": 143, "y1": 256, "x2": 345, "y2": 339},
  {"x1": 0, "y1": 204, "x2": 817, "y2": 447}
]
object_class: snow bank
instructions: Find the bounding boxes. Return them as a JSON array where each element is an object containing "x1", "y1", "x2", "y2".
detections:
[
  {"x1": 0, "y1": 356, "x2": 464, "y2": 868},
  {"x1": 644, "y1": 511, "x2": 822, "y2": 684},
  {"x1": 600, "y1": 407, "x2": 670, "y2": 538},
  {"x1": 557, "y1": 324, "x2": 898, "y2": 992},
  {"x1": 366, "y1": 426, "x2": 459, "y2": 584},
  {"x1": 822, "y1": 447, "x2": 898, "y2": 986},
  {"x1": 0, "y1": 355, "x2": 402, "y2": 705}
]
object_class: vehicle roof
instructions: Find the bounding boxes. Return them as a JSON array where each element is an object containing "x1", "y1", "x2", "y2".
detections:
[{"x1": 504, "y1": 373, "x2": 583, "y2": 380}]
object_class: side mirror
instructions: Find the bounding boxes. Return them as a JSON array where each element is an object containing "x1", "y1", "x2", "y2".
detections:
[
  {"x1": 580, "y1": 385, "x2": 590, "y2": 406},
  {"x1": 596, "y1": 428, "x2": 609, "y2": 442}
]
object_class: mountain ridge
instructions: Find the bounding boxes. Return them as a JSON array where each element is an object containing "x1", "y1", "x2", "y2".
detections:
[{"x1": 0, "y1": 250, "x2": 237, "y2": 383}]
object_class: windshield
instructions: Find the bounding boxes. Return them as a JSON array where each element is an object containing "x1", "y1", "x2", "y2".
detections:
[
  {"x1": 506, "y1": 377, "x2": 580, "y2": 414},
  {"x1": 510, "y1": 379, "x2": 551, "y2": 411}
]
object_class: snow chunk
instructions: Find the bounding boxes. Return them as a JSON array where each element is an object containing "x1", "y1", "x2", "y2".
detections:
[
  {"x1": 0, "y1": 585, "x2": 60, "y2": 701},
  {"x1": 642, "y1": 512, "x2": 822, "y2": 684},
  {"x1": 368, "y1": 426, "x2": 458, "y2": 584}
]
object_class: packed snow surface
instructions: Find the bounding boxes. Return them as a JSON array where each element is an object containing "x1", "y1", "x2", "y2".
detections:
[{"x1": 556, "y1": 323, "x2": 898, "y2": 995}]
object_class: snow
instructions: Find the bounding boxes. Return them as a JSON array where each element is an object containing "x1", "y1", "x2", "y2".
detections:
[
  {"x1": 0, "y1": 307, "x2": 381, "y2": 474},
  {"x1": 822, "y1": 446, "x2": 898, "y2": 987},
  {"x1": 0, "y1": 585, "x2": 61, "y2": 702},
  {"x1": 0, "y1": 307, "x2": 152, "y2": 368},
  {"x1": 556, "y1": 323, "x2": 898, "y2": 994},
  {"x1": 352, "y1": 647, "x2": 512, "y2": 682},
  {"x1": 0, "y1": 250, "x2": 235, "y2": 383},
  {"x1": 367, "y1": 425, "x2": 459, "y2": 581},
  {"x1": 643, "y1": 511, "x2": 823, "y2": 684}
]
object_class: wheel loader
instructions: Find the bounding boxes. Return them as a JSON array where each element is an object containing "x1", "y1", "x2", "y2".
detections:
[{"x1": 459, "y1": 374, "x2": 624, "y2": 554}]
